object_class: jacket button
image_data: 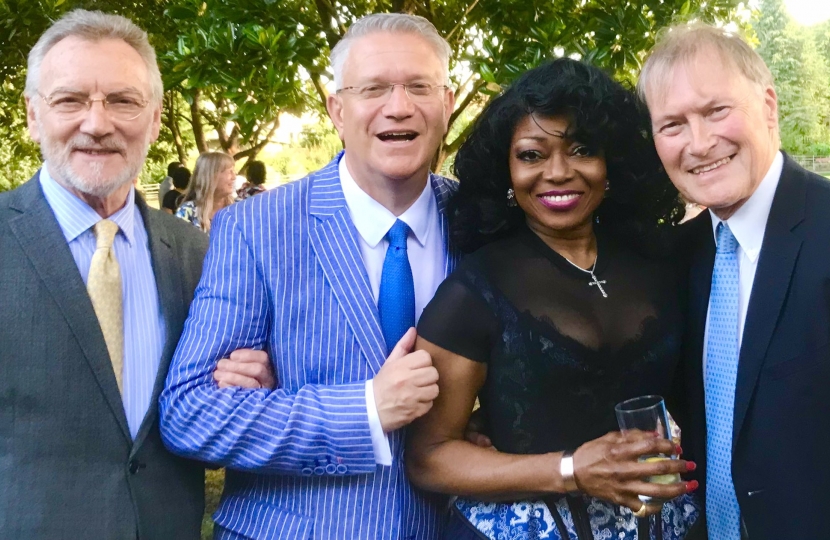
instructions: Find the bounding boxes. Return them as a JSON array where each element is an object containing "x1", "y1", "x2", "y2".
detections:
[{"x1": 128, "y1": 459, "x2": 144, "y2": 475}]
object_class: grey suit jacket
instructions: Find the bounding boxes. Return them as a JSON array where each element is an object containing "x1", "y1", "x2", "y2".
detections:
[{"x1": 0, "y1": 174, "x2": 209, "y2": 539}]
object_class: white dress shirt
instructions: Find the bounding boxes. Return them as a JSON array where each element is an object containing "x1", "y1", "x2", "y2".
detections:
[
  {"x1": 704, "y1": 151, "x2": 783, "y2": 363},
  {"x1": 339, "y1": 154, "x2": 446, "y2": 466}
]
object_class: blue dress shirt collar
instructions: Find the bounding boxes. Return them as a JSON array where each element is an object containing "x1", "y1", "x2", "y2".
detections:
[{"x1": 39, "y1": 164, "x2": 138, "y2": 247}]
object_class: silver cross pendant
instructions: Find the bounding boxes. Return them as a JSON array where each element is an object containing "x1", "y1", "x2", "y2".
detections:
[{"x1": 588, "y1": 274, "x2": 608, "y2": 298}]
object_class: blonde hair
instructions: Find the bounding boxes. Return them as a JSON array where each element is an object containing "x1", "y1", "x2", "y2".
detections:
[
  {"x1": 181, "y1": 152, "x2": 235, "y2": 233},
  {"x1": 637, "y1": 22, "x2": 774, "y2": 106}
]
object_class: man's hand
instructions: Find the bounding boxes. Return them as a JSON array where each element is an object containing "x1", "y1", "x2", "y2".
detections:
[
  {"x1": 464, "y1": 407, "x2": 493, "y2": 449},
  {"x1": 214, "y1": 349, "x2": 276, "y2": 390},
  {"x1": 373, "y1": 328, "x2": 439, "y2": 433}
]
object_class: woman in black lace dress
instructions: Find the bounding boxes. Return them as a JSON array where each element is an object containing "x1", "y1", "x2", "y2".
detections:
[{"x1": 406, "y1": 59, "x2": 701, "y2": 540}]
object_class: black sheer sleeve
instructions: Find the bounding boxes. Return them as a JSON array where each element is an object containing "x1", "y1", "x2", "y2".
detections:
[{"x1": 417, "y1": 271, "x2": 500, "y2": 364}]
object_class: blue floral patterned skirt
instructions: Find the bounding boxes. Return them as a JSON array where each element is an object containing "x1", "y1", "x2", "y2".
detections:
[{"x1": 450, "y1": 493, "x2": 700, "y2": 540}]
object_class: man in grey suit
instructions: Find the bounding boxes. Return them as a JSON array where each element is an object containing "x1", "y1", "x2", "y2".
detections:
[{"x1": 0, "y1": 10, "x2": 271, "y2": 539}]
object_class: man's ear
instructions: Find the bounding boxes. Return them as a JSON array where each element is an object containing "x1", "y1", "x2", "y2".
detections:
[
  {"x1": 149, "y1": 104, "x2": 162, "y2": 143},
  {"x1": 442, "y1": 86, "x2": 456, "y2": 135},
  {"x1": 326, "y1": 94, "x2": 346, "y2": 140},
  {"x1": 764, "y1": 85, "x2": 779, "y2": 131},
  {"x1": 26, "y1": 97, "x2": 41, "y2": 143}
]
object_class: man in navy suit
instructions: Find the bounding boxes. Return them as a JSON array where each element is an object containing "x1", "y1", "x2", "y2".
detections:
[
  {"x1": 160, "y1": 13, "x2": 457, "y2": 540},
  {"x1": 639, "y1": 23, "x2": 830, "y2": 540}
]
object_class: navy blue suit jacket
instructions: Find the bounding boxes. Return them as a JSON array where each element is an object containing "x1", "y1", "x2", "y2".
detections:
[{"x1": 679, "y1": 155, "x2": 830, "y2": 539}]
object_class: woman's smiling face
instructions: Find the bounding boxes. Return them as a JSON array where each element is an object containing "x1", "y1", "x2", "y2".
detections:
[{"x1": 509, "y1": 114, "x2": 607, "y2": 238}]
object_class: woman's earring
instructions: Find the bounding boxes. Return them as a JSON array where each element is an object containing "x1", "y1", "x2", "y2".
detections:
[
  {"x1": 605, "y1": 181, "x2": 610, "y2": 192},
  {"x1": 507, "y1": 188, "x2": 517, "y2": 207}
]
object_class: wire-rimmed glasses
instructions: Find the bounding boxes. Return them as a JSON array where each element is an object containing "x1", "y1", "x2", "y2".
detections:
[
  {"x1": 37, "y1": 90, "x2": 150, "y2": 121},
  {"x1": 336, "y1": 82, "x2": 449, "y2": 102}
]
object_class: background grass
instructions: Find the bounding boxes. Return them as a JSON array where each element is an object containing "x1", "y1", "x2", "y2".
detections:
[{"x1": 202, "y1": 470, "x2": 225, "y2": 540}]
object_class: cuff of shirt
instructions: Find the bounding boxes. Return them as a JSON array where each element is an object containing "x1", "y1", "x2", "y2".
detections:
[{"x1": 365, "y1": 379, "x2": 393, "y2": 466}]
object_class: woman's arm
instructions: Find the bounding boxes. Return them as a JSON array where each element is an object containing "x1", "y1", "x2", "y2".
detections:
[
  {"x1": 406, "y1": 337, "x2": 566, "y2": 500},
  {"x1": 407, "y1": 337, "x2": 698, "y2": 509}
]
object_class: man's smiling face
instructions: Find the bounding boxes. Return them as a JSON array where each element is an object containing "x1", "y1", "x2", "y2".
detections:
[
  {"x1": 646, "y1": 47, "x2": 779, "y2": 219},
  {"x1": 27, "y1": 36, "x2": 160, "y2": 198},
  {"x1": 326, "y1": 31, "x2": 454, "y2": 189}
]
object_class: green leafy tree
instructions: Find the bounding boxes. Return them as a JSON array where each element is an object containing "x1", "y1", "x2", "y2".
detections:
[
  {"x1": 302, "y1": 0, "x2": 741, "y2": 169},
  {"x1": 1, "y1": 0, "x2": 744, "y2": 190},
  {"x1": 161, "y1": 0, "x2": 323, "y2": 165},
  {"x1": 754, "y1": 0, "x2": 830, "y2": 153}
]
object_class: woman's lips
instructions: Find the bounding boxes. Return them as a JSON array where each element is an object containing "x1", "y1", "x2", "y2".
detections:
[{"x1": 537, "y1": 191, "x2": 582, "y2": 211}]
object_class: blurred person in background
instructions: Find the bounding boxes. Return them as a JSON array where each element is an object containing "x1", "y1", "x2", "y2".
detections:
[
  {"x1": 161, "y1": 165, "x2": 190, "y2": 214},
  {"x1": 237, "y1": 160, "x2": 267, "y2": 199},
  {"x1": 157, "y1": 160, "x2": 182, "y2": 205},
  {"x1": 176, "y1": 151, "x2": 236, "y2": 232}
]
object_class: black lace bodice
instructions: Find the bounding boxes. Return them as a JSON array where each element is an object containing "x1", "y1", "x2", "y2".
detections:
[{"x1": 418, "y1": 225, "x2": 684, "y2": 454}]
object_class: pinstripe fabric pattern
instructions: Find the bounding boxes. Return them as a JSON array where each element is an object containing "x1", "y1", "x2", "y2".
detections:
[
  {"x1": 39, "y1": 168, "x2": 165, "y2": 439},
  {"x1": 160, "y1": 152, "x2": 457, "y2": 540}
]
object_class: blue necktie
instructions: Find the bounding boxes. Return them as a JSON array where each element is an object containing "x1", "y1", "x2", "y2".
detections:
[
  {"x1": 378, "y1": 220, "x2": 415, "y2": 352},
  {"x1": 705, "y1": 222, "x2": 742, "y2": 540}
]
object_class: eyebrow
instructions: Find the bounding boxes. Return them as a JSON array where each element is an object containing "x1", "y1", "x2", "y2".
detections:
[
  {"x1": 653, "y1": 98, "x2": 725, "y2": 122},
  {"x1": 48, "y1": 86, "x2": 145, "y2": 95}
]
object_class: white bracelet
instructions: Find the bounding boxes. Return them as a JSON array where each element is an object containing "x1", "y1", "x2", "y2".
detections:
[{"x1": 560, "y1": 450, "x2": 579, "y2": 493}]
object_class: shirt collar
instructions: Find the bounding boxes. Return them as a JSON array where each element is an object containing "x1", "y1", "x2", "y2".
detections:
[
  {"x1": 39, "y1": 163, "x2": 137, "y2": 247},
  {"x1": 338, "y1": 152, "x2": 435, "y2": 248},
  {"x1": 708, "y1": 151, "x2": 783, "y2": 263}
]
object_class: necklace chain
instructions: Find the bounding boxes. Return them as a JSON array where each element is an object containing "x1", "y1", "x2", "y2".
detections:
[{"x1": 562, "y1": 251, "x2": 608, "y2": 298}]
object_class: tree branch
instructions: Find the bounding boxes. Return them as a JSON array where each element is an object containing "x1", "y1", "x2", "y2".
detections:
[
  {"x1": 446, "y1": 0, "x2": 481, "y2": 42},
  {"x1": 189, "y1": 89, "x2": 207, "y2": 153},
  {"x1": 233, "y1": 118, "x2": 280, "y2": 161},
  {"x1": 309, "y1": 70, "x2": 329, "y2": 111},
  {"x1": 448, "y1": 79, "x2": 485, "y2": 127}
]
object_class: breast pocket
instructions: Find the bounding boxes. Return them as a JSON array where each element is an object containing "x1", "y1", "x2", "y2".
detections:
[{"x1": 762, "y1": 340, "x2": 830, "y2": 380}]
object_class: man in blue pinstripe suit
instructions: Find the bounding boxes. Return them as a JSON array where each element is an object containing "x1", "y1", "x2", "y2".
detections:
[{"x1": 160, "y1": 13, "x2": 459, "y2": 540}]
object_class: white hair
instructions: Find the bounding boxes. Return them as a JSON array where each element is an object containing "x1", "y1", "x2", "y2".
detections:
[
  {"x1": 25, "y1": 9, "x2": 163, "y2": 104},
  {"x1": 330, "y1": 13, "x2": 451, "y2": 88}
]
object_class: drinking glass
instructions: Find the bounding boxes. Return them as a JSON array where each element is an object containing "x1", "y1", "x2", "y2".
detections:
[{"x1": 614, "y1": 395, "x2": 681, "y2": 503}]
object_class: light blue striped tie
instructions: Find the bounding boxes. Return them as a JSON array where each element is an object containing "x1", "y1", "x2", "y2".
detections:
[
  {"x1": 705, "y1": 222, "x2": 742, "y2": 540},
  {"x1": 378, "y1": 220, "x2": 415, "y2": 352}
]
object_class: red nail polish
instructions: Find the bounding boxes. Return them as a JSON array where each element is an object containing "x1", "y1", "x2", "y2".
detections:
[
  {"x1": 675, "y1": 444, "x2": 683, "y2": 455},
  {"x1": 686, "y1": 461, "x2": 697, "y2": 472},
  {"x1": 686, "y1": 480, "x2": 699, "y2": 492}
]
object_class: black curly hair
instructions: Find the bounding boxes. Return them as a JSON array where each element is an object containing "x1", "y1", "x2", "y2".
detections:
[{"x1": 450, "y1": 58, "x2": 683, "y2": 254}]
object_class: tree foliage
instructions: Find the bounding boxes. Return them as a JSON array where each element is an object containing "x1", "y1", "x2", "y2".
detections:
[
  {"x1": 1, "y1": 0, "x2": 743, "y2": 191},
  {"x1": 754, "y1": 0, "x2": 830, "y2": 154}
]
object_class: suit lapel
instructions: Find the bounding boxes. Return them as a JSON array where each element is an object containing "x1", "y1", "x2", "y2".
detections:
[
  {"x1": 131, "y1": 197, "x2": 185, "y2": 453},
  {"x1": 683, "y1": 214, "x2": 715, "y2": 466},
  {"x1": 432, "y1": 174, "x2": 459, "y2": 277},
  {"x1": 7, "y1": 176, "x2": 132, "y2": 444},
  {"x1": 733, "y1": 160, "x2": 805, "y2": 445},
  {"x1": 309, "y1": 156, "x2": 387, "y2": 372},
  {"x1": 687, "y1": 213, "x2": 716, "y2": 371}
]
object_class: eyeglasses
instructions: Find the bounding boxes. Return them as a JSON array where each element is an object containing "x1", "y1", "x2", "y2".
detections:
[
  {"x1": 336, "y1": 82, "x2": 449, "y2": 102},
  {"x1": 37, "y1": 91, "x2": 150, "y2": 121}
]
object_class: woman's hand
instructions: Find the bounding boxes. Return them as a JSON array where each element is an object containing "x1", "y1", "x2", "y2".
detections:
[
  {"x1": 572, "y1": 430, "x2": 697, "y2": 515},
  {"x1": 214, "y1": 349, "x2": 276, "y2": 389}
]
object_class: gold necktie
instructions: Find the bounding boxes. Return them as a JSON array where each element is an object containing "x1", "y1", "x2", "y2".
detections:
[{"x1": 87, "y1": 219, "x2": 124, "y2": 394}]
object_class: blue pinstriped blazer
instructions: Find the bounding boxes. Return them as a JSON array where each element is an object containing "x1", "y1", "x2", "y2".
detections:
[{"x1": 159, "y1": 153, "x2": 458, "y2": 540}]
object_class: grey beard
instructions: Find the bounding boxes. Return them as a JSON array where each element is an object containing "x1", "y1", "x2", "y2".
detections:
[{"x1": 39, "y1": 126, "x2": 151, "y2": 199}]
